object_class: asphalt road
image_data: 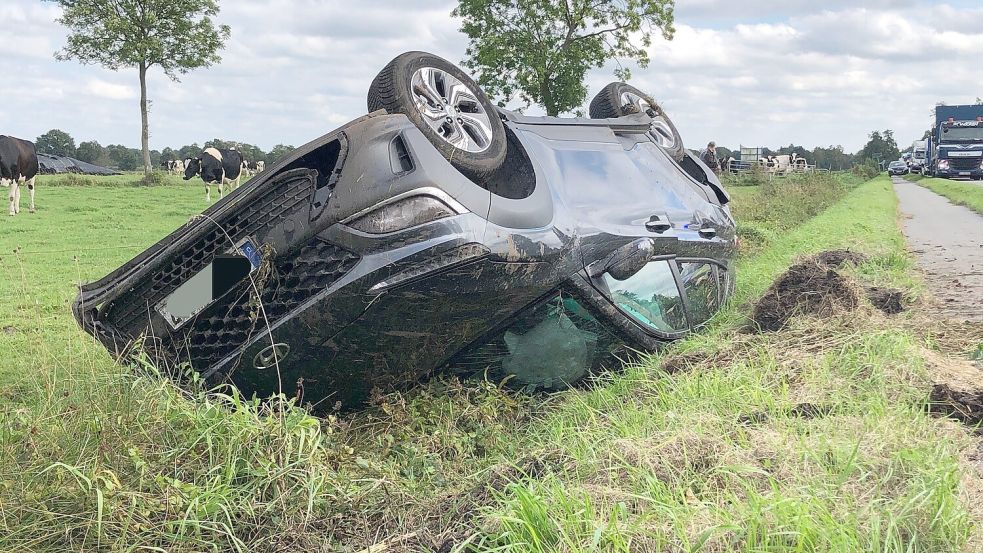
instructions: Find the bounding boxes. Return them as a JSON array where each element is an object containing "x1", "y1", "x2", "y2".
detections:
[{"x1": 893, "y1": 176, "x2": 983, "y2": 321}]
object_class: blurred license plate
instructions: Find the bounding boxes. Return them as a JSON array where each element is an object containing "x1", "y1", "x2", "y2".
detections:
[{"x1": 959, "y1": 171, "x2": 971, "y2": 176}]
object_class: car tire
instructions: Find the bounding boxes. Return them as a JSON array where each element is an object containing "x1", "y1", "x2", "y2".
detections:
[
  {"x1": 367, "y1": 51, "x2": 507, "y2": 180},
  {"x1": 589, "y1": 82, "x2": 685, "y2": 161}
]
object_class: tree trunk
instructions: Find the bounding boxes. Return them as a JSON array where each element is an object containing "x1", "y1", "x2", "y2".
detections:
[
  {"x1": 541, "y1": 78, "x2": 557, "y2": 117},
  {"x1": 139, "y1": 62, "x2": 152, "y2": 177}
]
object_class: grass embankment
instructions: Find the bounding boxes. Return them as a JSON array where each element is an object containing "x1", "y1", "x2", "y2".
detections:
[
  {"x1": 903, "y1": 174, "x2": 983, "y2": 215},
  {"x1": 1, "y1": 173, "x2": 980, "y2": 551},
  {"x1": 728, "y1": 171, "x2": 864, "y2": 253}
]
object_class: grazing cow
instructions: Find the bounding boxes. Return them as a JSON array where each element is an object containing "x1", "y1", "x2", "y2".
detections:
[
  {"x1": 183, "y1": 147, "x2": 243, "y2": 202},
  {"x1": 241, "y1": 160, "x2": 266, "y2": 177},
  {"x1": 772, "y1": 154, "x2": 791, "y2": 175},
  {"x1": 167, "y1": 159, "x2": 185, "y2": 174},
  {"x1": 0, "y1": 135, "x2": 40, "y2": 216}
]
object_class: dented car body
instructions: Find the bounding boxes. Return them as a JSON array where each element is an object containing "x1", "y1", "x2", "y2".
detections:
[{"x1": 75, "y1": 57, "x2": 736, "y2": 411}]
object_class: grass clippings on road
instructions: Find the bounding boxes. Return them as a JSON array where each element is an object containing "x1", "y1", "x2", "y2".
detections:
[{"x1": 1, "y1": 174, "x2": 981, "y2": 551}]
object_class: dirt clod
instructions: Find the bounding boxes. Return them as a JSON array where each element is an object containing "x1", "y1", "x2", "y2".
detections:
[
  {"x1": 812, "y1": 249, "x2": 869, "y2": 268},
  {"x1": 929, "y1": 384, "x2": 983, "y2": 426},
  {"x1": 751, "y1": 260, "x2": 859, "y2": 332},
  {"x1": 866, "y1": 286, "x2": 905, "y2": 315}
]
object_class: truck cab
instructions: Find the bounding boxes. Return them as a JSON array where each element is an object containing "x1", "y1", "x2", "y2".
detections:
[
  {"x1": 929, "y1": 105, "x2": 983, "y2": 180},
  {"x1": 910, "y1": 140, "x2": 927, "y2": 174}
]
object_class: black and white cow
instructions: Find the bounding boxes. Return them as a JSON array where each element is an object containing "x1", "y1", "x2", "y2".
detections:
[
  {"x1": 166, "y1": 159, "x2": 185, "y2": 174},
  {"x1": 183, "y1": 147, "x2": 243, "y2": 202},
  {"x1": 0, "y1": 135, "x2": 40, "y2": 216},
  {"x1": 240, "y1": 159, "x2": 266, "y2": 177}
]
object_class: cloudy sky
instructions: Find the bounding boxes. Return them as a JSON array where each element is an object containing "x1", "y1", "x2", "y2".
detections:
[{"x1": 1, "y1": 0, "x2": 980, "y2": 154}]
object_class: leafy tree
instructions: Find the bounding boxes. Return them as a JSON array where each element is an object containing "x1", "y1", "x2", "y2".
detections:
[
  {"x1": 237, "y1": 143, "x2": 267, "y2": 164},
  {"x1": 178, "y1": 143, "x2": 202, "y2": 160},
  {"x1": 75, "y1": 140, "x2": 103, "y2": 163},
  {"x1": 715, "y1": 146, "x2": 734, "y2": 160},
  {"x1": 203, "y1": 138, "x2": 236, "y2": 150},
  {"x1": 160, "y1": 147, "x2": 178, "y2": 162},
  {"x1": 35, "y1": 129, "x2": 77, "y2": 157},
  {"x1": 811, "y1": 145, "x2": 854, "y2": 171},
  {"x1": 776, "y1": 144, "x2": 813, "y2": 164},
  {"x1": 105, "y1": 144, "x2": 142, "y2": 171},
  {"x1": 856, "y1": 129, "x2": 900, "y2": 164},
  {"x1": 268, "y1": 144, "x2": 295, "y2": 163},
  {"x1": 454, "y1": 0, "x2": 675, "y2": 116},
  {"x1": 52, "y1": 0, "x2": 230, "y2": 176}
]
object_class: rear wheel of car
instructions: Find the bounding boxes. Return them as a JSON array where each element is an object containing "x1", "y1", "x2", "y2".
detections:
[
  {"x1": 367, "y1": 51, "x2": 507, "y2": 180},
  {"x1": 589, "y1": 82, "x2": 685, "y2": 161}
]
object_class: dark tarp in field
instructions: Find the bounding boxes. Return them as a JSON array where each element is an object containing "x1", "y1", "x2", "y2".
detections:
[{"x1": 36, "y1": 154, "x2": 120, "y2": 175}]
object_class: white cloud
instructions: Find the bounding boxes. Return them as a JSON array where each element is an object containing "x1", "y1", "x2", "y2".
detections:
[
  {"x1": 85, "y1": 79, "x2": 136, "y2": 100},
  {"x1": 0, "y1": 0, "x2": 978, "y2": 154}
]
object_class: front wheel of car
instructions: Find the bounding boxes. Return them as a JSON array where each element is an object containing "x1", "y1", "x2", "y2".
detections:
[
  {"x1": 589, "y1": 82, "x2": 686, "y2": 161},
  {"x1": 367, "y1": 51, "x2": 507, "y2": 180}
]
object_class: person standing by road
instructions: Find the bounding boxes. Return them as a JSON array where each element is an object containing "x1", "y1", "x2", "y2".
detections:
[{"x1": 700, "y1": 141, "x2": 720, "y2": 174}]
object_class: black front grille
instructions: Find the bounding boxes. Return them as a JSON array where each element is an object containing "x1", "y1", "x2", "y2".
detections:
[
  {"x1": 166, "y1": 239, "x2": 360, "y2": 370},
  {"x1": 950, "y1": 158, "x2": 981, "y2": 171},
  {"x1": 103, "y1": 170, "x2": 317, "y2": 335}
]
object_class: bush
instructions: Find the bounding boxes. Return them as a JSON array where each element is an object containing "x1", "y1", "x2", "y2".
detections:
[
  {"x1": 851, "y1": 160, "x2": 880, "y2": 180},
  {"x1": 722, "y1": 165, "x2": 768, "y2": 187},
  {"x1": 62, "y1": 173, "x2": 97, "y2": 187},
  {"x1": 731, "y1": 172, "x2": 848, "y2": 250},
  {"x1": 134, "y1": 171, "x2": 166, "y2": 186}
]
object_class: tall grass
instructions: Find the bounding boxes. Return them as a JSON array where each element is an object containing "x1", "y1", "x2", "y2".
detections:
[{"x1": 728, "y1": 171, "x2": 855, "y2": 252}]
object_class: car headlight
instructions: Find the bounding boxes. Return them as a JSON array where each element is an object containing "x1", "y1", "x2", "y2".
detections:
[
  {"x1": 938, "y1": 160, "x2": 949, "y2": 170},
  {"x1": 346, "y1": 194, "x2": 463, "y2": 234}
]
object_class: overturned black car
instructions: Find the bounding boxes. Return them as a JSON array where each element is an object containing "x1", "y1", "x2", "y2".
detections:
[{"x1": 74, "y1": 52, "x2": 736, "y2": 411}]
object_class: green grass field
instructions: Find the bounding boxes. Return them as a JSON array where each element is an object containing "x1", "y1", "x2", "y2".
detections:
[
  {"x1": 1, "y1": 173, "x2": 981, "y2": 551},
  {"x1": 904, "y1": 174, "x2": 983, "y2": 215}
]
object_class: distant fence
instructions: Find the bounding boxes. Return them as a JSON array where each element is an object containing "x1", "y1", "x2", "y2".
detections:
[{"x1": 725, "y1": 158, "x2": 829, "y2": 177}]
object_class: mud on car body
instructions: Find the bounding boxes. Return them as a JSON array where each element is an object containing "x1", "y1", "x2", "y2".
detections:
[{"x1": 74, "y1": 52, "x2": 737, "y2": 411}]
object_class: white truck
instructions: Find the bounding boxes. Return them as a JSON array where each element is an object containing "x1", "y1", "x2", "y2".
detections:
[{"x1": 910, "y1": 140, "x2": 927, "y2": 174}]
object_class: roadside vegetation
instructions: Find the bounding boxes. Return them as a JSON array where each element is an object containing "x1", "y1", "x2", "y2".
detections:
[
  {"x1": 1, "y1": 173, "x2": 981, "y2": 551},
  {"x1": 727, "y1": 171, "x2": 862, "y2": 252},
  {"x1": 904, "y1": 174, "x2": 983, "y2": 215}
]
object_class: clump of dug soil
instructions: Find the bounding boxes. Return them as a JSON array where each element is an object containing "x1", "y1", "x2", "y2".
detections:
[
  {"x1": 866, "y1": 286, "x2": 905, "y2": 315},
  {"x1": 813, "y1": 249, "x2": 869, "y2": 268},
  {"x1": 929, "y1": 384, "x2": 983, "y2": 427},
  {"x1": 750, "y1": 259, "x2": 859, "y2": 332}
]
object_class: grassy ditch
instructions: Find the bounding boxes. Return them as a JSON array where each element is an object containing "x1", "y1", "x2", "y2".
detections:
[
  {"x1": 1, "y1": 175, "x2": 981, "y2": 551},
  {"x1": 904, "y1": 174, "x2": 983, "y2": 215},
  {"x1": 728, "y1": 171, "x2": 863, "y2": 253}
]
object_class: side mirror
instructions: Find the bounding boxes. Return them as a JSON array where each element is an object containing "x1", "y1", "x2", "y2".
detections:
[{"x1": 591, "y1": 238, "x2": 655, "y2": 280}]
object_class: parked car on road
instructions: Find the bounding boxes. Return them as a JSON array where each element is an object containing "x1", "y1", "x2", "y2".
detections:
[
  {"x1": 888, "y1": 160, "x2": 909, "y2": 176},
  {"x1": 75, "y1": 52, "x2": 737, "y2": 410}
]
